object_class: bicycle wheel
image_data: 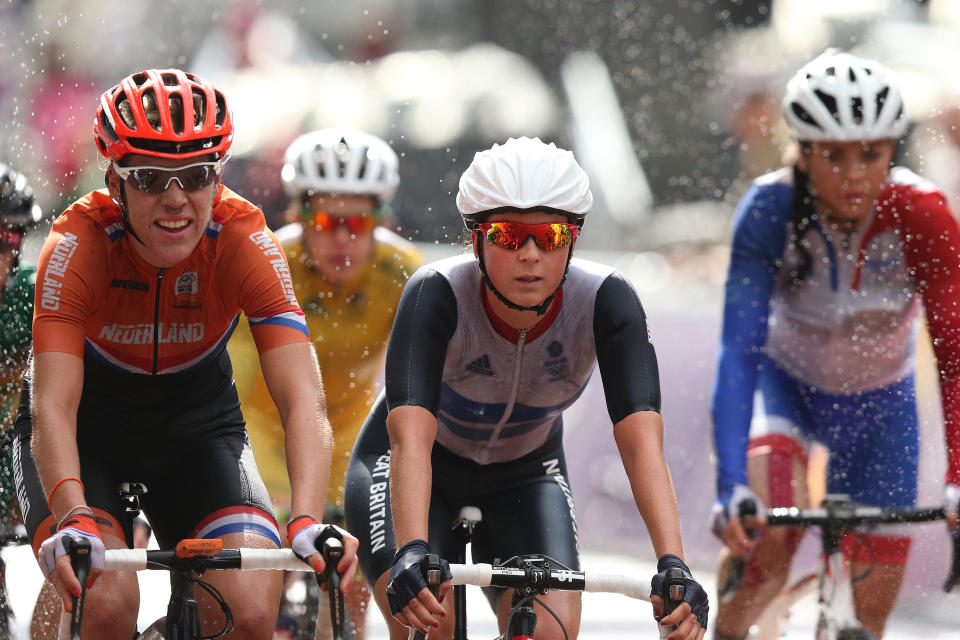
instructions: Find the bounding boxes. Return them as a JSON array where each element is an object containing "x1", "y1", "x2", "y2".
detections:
[{"x1": 137, "y1": 617, "x2": 167, "y2": 639}]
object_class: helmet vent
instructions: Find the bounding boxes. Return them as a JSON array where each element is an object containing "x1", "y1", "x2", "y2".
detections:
[
  {"x1": 312, "y1": 149, "x2": 326, "y2": 178},
  {"x1": 131, "y1": 72, "x2": 149, "y2": 87},
  {"x1": 790, "y1": 103, "x2": 820, "y2": 129},
  {"x1": 161, "y1": 72, "x2": 179, "y2": 87},
  {"x1": 116, "y1": 94, "x2": 137, "y2": 130},
  {"x1": 191, "y1": 90, "x2": 206, "y2": 129},
  {"x1": 169, "y1": 93, "x2": 185, "y2": 134},
  {"x1": 851, "y1": 97, "x2": 864, "y2": 125},
  {"x1": 813, "y1": 89, "x2": 839, "y2": 123},
  {"x1": 214, "y1": 91, "x2": 226, "y2": 127},
  {"x1": 99, "y1": 111, "x2": 120, "y2": 142}
]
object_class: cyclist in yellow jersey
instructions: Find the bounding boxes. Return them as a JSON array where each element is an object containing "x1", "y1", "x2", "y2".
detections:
[{"x1": 229, "y1": 128, "x2": 423, "y2": 639}]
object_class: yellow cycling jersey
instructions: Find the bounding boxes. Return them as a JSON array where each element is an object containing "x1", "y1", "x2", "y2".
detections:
[{"x1": 228, "y1": 224, "x2": 423, "y2": 512}]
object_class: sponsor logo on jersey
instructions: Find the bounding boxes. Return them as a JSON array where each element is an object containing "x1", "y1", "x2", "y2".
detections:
[
  {"x1": 545, "y1": 341, "x2": 568, "y2": 380},
  {"x1": 97, "y1": 322, "x2": 206, "y2": 345},
  {"x1": 465, "y1": 354, "x2": 495, "y2": 376},
  {"x1": 109, "y1": 278, "x2": 150, "y2": 292},
  {"x1": 176, "y1": 272, "x2": 199, "y2": 295},
  {"x1": 368, "y1": 452, "x2": 391, "y2": 554},
  {"x1": 647, "y1": 326, "x2": 653, "y2": 343},
  {"x1": 249, "y1": 231, "x2": 298, "y2": 307},
  {"x1": 173, "y1": 271, "x2": 202, "y2": 309},
  {"x1": 12, "y1": 433, "x2": 29, "y2": 521},
  {"x1": 40, "y1": 232, "x2": 80, "y2": 310}
]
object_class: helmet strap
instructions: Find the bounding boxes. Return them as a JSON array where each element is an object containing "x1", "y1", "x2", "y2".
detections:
[
  {"x1": 475, "y1": 241, "x2": 572, "y2": 316},
  {"x1": 117, "y1": 182, "x2": 146, "y2": 247}
]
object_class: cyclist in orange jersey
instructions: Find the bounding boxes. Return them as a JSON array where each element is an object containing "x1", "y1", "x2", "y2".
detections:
[
  {"x1": 229, "y1": 128, "x2": 423, "y2": 639},
  {"x1": 11, "y1": 69, "x2": 358, "y2": 640}
]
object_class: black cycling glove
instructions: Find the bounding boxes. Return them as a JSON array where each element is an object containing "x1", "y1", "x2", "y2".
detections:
[
  {"x1": 385, "y1": 539, "x2": 452, "y2": 615},
  {"x1": 650, "y1": 553, "x2": 709, "y2": 630}
]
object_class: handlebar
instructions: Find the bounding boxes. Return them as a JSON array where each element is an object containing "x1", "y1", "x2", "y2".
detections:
[
  {"x1": 448, "y1": 559, "x2": 652, "y2": 602},
  {"x1": 731, "y1": 497, "x2": 957, "y2": 593}
]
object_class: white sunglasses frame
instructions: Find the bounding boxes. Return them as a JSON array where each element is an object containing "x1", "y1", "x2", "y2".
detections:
[{"x1": 112, "y1": 155, "x2": 229, "y2": 193}]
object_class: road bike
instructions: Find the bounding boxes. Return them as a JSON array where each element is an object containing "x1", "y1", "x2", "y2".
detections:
[
  {"x1": 0, "y1": 522, "x2": 28, "y2": 640},
  {"x1": 408, "y1": 506, "x2": 684, "y2": 640},
  {"x1": 58, "y1": 534, "x2": 348, "y2": 640},
  {"x1": 721, "y1": 494, "x2": 959, "y2": 640}
]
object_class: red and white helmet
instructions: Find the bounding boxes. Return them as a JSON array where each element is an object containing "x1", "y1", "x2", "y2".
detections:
[
  {"x1": 783, "y1": 51, "x2": 908, "y2": 142},
  {"x1": 281, "y1": 128, "x2": 400, "y2": 205},
  {"x1": 457, "y1": 137, "x2": 593, "y2": 228},
  {"x1": 94, "y1": 69, "x2": 233, "y2": 161}
]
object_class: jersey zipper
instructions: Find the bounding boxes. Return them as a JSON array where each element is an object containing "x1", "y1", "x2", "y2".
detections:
[
  {"x1": 489, "y1": 328, "x2": 527, "y2": 446},
  {"x1": 152, "y1": 268, "x2": 166, "y2": 374}
]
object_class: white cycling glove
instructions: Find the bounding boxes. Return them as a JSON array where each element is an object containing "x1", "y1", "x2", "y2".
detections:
[
  {"x1": 286, "y1": 515, "x2": 348, "y2": 572},
  {"x1": 38, "y1": 512, "x2": 105, "y2": 579},
  {"x1": 711, "y1": 483, "x2": 765, "y2": 539},
  {"x1": 945, "y1": 484, "x2": 960, "y2": 521}
]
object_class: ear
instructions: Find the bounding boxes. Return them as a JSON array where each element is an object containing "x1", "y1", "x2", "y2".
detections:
[
  {"x1": 795, "y1": 143, "x2": 811, "y2": 173},
  {"x1": 105, "y1": 166, "x2": 123, "y2": 205}
]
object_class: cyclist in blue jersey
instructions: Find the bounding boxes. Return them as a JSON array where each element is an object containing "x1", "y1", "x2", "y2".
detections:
[
  {"x1": 344, "y1": 137, "x2": 708, "y2": 640},
  {"x1": 711, "y1": 51, "x2": 960, "y2": 640}
]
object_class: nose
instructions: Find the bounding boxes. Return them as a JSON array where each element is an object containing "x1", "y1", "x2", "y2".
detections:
[
  {"x1": 158, "y1": 177, "x2": 188, "y2": 206},
  {"x1": 517, "y1": 236, "x2": 541, "y2": 260}
]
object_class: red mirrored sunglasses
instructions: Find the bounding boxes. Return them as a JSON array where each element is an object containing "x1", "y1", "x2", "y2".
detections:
[
  {"x1": 476, "y1": 222, "x2": 579, "y2": 251},
  {"x1": 301, "y1": 210, "x2": 377, "y2": 234}
]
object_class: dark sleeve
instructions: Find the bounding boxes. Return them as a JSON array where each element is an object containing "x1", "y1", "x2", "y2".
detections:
[
  {"x1": 384, "y1": 267, "x2": 459, "y2": 414},
  {"x1": 594, "y1": 272, "x2": 662, "y2": 424}
]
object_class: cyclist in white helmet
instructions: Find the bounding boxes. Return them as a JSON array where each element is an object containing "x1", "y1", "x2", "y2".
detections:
[
  {"x1": 228, "y1": 127, "x2": 423, "y2": 639},
  {"x1": 344, "y1": 137, "x2": 708, "y2": 640},
  {"x1": 711, "y1": 51, "x2": 960, "y2": 639}
]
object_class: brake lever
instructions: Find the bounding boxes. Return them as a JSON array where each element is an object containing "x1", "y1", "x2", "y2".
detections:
[
  {"x1": 65, "y1": 535, "x2": 92, "y2": 640},
  {"x1": 945, "y1": 526, "x2": 960, "y2": 593}
]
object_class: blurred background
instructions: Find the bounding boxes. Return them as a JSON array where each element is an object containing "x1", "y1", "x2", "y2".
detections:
[{"x1": 4, "y1": 0, "x2": 960, "y2": 633}]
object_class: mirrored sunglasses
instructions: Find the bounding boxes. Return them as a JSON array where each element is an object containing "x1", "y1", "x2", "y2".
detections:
[
  {"x1": 112, "y1": 157, "x2": 227, "y2": 194},
  {"x1": 477, "y1": 222, "x2": 579, "y2": 251},
  {"x1": 302, "y1": 210, "x2": 377, "y2": 234}
]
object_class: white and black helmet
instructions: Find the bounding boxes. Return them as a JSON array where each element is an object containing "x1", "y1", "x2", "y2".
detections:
[
  {"x1": 281, "y1": 128, "x2": 400, "y2": 205},
  {"x1": 783, "y1": 51, "x2": 908, "y2": 142},
  {"x1": 457, "y1": 137, "x2": 593, "y2": 228},
  {"x1": 0, "y1": 163, "x2": 43, "y2": 232}
]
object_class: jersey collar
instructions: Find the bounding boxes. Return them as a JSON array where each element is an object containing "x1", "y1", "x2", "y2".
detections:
[{"x1": 481, "y1": 284, "x2": 563, "y2": 344}]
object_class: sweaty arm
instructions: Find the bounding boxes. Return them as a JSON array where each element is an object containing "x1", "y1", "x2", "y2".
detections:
[
  {"x1": 711, "y1": 182, "x2": 789, "y2": 500},
  {"x1": 383, "y1": 268, "x2": 457, "y2": 545},
  {"x1": 31, "y1": 352, "x2": 86, "y2": 518},
  {"x1": 259, "y1": 342, "x2": 330, "y2": 521},
  {"x1": 594, "y1": 273, "x2": 682, "y2": 557}
]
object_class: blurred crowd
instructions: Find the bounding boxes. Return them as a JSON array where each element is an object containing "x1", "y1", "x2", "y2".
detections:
[{"x1": 2, "y1": 0, "x2": 960, "y2": 249}]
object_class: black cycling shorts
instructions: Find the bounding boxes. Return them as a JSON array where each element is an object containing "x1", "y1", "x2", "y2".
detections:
[
  {"x1": 344, "y1": 394, "x2": 580, "y2": 606},
  {"x1": 13, "y1": 378, "x2": 277, "y2": 554}
]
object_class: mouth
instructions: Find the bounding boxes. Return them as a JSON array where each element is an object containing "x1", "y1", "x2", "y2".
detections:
[
  {"x1": 155, "y1": 219, "x2": 192, "y2": 234},
  {"x1": 515, "y1": 275, "x2": 542, "y2": 288}
]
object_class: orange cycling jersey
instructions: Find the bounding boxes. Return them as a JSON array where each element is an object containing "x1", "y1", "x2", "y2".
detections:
[{"x1": 34, "y1": 186, "x2": 308, "y2": 372}]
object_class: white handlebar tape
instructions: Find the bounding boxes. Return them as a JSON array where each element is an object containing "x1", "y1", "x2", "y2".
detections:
[
  {"x1": 584, "y1": 572, "x2": 651, "y2": 602},
  {"x1": 450, "y1": 562, "x2": 494, "y2": 586}
]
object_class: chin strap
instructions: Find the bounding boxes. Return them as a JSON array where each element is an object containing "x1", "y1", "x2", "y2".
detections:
[
  {"x1": 475, "y1": 242, "x2": 573, "y2": 316},
  {"x1": 117, "y1": 183, "x2": 146, "y2": 246}
]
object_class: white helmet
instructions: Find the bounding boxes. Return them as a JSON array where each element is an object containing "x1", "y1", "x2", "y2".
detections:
[
  {"x1": 457, "y1": 137, "x2": 593, "y2": 227},
  {"x1": 281, "y1": 128, "x2": 400, "y2": 205},
  {"x1": 783, "y1": 51, "x2": 908, "y2": 142}
]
